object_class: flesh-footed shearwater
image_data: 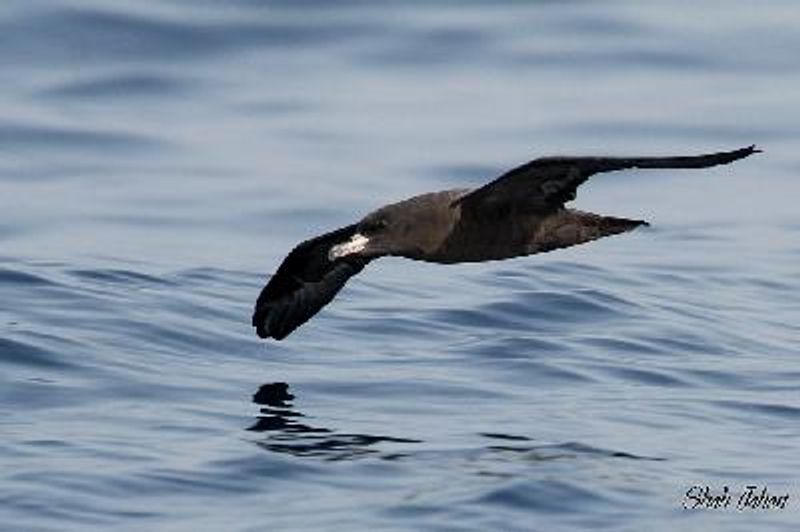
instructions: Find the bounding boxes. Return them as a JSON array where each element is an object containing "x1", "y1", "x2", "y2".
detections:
[{"x1": 253, "y1": 146, "x2": 758, "y2": 340}]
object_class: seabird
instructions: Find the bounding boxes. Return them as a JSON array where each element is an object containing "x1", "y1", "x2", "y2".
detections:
[{"x1": 253, "y1": 146, "x2": 758, "y2": 340}]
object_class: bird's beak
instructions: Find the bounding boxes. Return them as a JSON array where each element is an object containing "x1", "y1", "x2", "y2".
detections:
[{"x1": 328, "y1": 233, "x2": 370, "y2": 261}]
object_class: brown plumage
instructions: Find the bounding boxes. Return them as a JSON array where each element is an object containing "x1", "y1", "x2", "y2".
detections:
[{"x1": 253, "y1": 146, "x2": 759, "y2": 340}]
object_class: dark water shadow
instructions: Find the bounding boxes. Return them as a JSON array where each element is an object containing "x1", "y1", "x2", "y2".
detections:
[
  {"x1": 247, "y1": 382, "x2": 421, "y2": 461},
  {"x1": 480, "y1": 433, "x2": 666, "y2": 462}
]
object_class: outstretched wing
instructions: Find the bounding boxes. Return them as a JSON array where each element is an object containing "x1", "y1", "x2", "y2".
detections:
[
  {"x1": 453, "y1": 145, "x2": 759, "y2": 216},
  {"x1": 253, "y1": 224, "x2": 368, "y2": 340}
]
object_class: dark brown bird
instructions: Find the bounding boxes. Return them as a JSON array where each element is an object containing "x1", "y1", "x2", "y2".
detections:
[{"x1": 253, "y1": 146, "x2": 759, "y2": 340}]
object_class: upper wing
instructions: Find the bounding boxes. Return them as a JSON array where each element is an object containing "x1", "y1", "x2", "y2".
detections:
[
  {"x1": 253, "y1": 224, "x2": 368, "y2": 340},
  {"x1": 453, "y1": 145, "x2": 759, "y2": 216}
]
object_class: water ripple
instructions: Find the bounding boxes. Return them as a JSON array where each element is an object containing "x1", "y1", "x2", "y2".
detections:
[
  {"x1": 1, "y1": 6, "x2": 379, "y2": 64},
  {"x1": 433, "y1": 288, "x2": 635, "y2": 334},
  {"x1": 41, "y1": 73, "x2": 191, "y2": 100},
  {"x1": 0, "y1": 122, "x2": 165, "y2": 152},
  {"x1": 0, "y1": 267, "x2": 58, "y2": 287},
  {"x1": 0, "y1": 337, "x2": 76, "y2": 370}
]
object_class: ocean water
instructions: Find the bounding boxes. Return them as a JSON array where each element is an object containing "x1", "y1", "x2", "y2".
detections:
[{"x1": 1, "y1": 1, "x2": 799, "y2": 530}]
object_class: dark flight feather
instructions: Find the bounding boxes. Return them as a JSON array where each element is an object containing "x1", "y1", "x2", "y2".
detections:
[
  {"x1": 253, "y1": 224, "x2": 368, "y2": 340},
  {"x1": 453, "y1": 145, "x2": 760, "y2": 215}
]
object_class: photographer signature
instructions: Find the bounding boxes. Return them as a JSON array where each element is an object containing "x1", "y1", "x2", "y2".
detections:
[{"x1": 683, "y1": 485, "x2": 790, "y2": 510}]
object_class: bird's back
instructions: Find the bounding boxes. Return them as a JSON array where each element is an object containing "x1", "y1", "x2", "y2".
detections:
[{"x1": 419, "y1": 205, "x2": 646, "y2": 264}]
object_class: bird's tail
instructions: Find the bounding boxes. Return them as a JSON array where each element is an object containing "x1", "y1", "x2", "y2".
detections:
[{"x1": 534, "y1": 209, "x2": 648, "y2": 254}]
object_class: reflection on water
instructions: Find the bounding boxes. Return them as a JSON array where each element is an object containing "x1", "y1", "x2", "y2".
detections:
[
  {"x1": 480, "y1": 434, "x2": 665, "y2": 462},
  {"x1": 248, "y1": 384, "x2": 664, "y2": 465},
  {"x1": 249, "y1": 383, "x2": 421, "y2": 460}
]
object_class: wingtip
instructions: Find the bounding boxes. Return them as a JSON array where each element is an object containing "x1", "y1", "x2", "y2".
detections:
[
  {"x1": 253, "y1": 319, "x2": 284, "y2": 341},
  {"x1": 718, "y1": 144, "x2": 761, "y2": 164},
  {"x1": 740, "y1": 144, "x2": 762, "y2": 156},
  {"x1": 253, "y1": 302, "x2": 297, "y2": 341},
  {"x1": 254, "y1": 321, "x2": 268, "y2": 339},
  {"x1": 746, "y1": 144, "x2": 763, "y2": 154},
  {"x1": 252, "y1": 307, "x2": 271, "y2": 339}
]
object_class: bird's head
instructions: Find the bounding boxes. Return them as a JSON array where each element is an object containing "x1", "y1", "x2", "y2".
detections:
[{"x1": 328, "y1": 205, "x2": 421, "y2": 261}]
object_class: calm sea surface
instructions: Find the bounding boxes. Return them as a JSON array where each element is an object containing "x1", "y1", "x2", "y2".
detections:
[{"x1": 1, "y1": 1, "x2": 799, "y2": 530}]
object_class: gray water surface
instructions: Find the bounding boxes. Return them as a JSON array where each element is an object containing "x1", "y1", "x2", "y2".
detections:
[{"x1": 1, "y1": 1, "x2": 799, "y2": 531}]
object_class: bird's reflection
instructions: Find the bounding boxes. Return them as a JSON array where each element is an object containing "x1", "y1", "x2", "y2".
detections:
[
  {"x1": 248, "y1": 382, "x2": 421, "y2": 460},
  {"x1": 478, "y1": 433, "x2": 666, "y2": 462}
]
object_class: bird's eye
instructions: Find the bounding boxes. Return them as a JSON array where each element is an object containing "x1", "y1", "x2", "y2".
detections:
[{"x1": 362, "y1": 218, "x2": 388, "y2": 233}]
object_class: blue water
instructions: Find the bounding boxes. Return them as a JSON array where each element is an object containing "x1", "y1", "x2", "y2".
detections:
[{"x1": 1, "y1": 1, "x2": 799, "y2": 530}]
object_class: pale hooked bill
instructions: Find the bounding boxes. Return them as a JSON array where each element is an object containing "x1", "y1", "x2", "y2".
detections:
[{"x1": 328, "y1": 233, "x2": 370, "y2": 261}]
